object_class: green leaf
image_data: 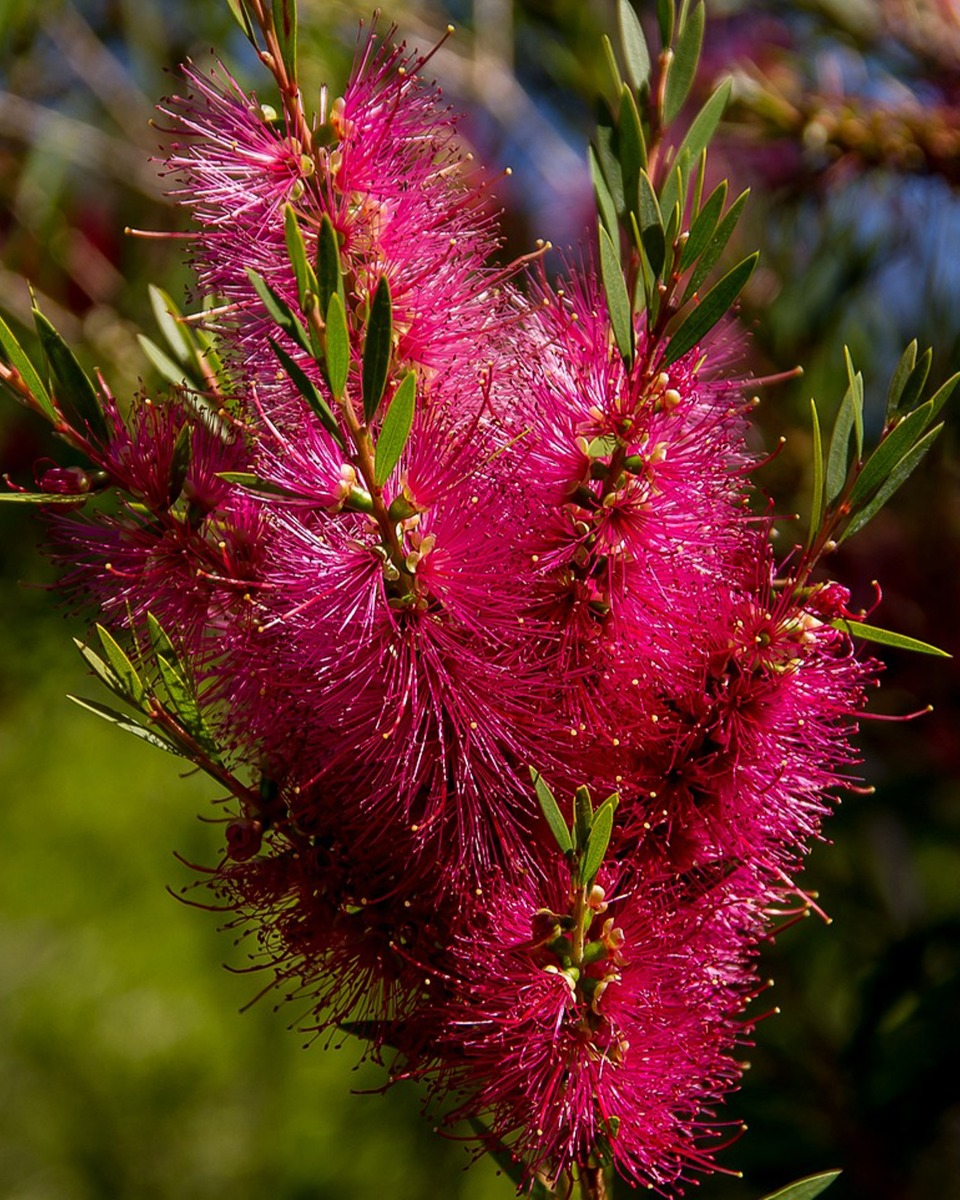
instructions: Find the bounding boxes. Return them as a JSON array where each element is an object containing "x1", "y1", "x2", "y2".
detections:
[
  {"x1": 284, "y1": 205, "x2": 318, "y2": 311},
  {"x1": 362, "y1": 276, "x2": 393, "y2": 423},
  {"x1": 530, "y1": 768, "x2": 573, "y2": 855},
  {"x1": 168, "y1": 422, "x2": 192, "y2": 507},
  {"x1": 67, "y1": 695, "x2": 183, "y2": 758},
  {"x1": 137, "y1": 335, "x2": 192, "y2": 389},
  {"x1": 272, "y1": 0, "x2": 297, "y2": 79},
  {"x1": 34, "y1": 310, "x2": 108, "y2": 441},
  {"x1": 146, "y1": 612, "x2": 176, "y2": 661},
  {"x1": 618, "y1": 0, "x2": 651, "y2": 92},
  {"x1": 885, "y1": 340, "x2": 917, "y2": 420},
  {"x1": 664, "y1": 1, "x2": 704, "y2": 124},
  {"x1": 155, "y1": 654, "x2": 221, "y2": 760},
  {"x1": 0, "y1": 490, "x2": 90, "y2": 504},
  {"x1": 637, "y1": 170, "x2": 665, "y2": 277},
  {"x1": 664, "y1": 251, "x2": 758, "y2": 366},
  {"x1": 246, "y1": 269, "x2": 310, "y2": 353},
  {"x1": 0, "y1": 313, "x2": 56, "y2": 422},
  {"x1": 217, "y1": 470, "x2": 319, "y2": 502},
  {"x1": 594, "y1": 100, "x2": 625, "y2": 216},
  {"x1": 843, "y1": 346, "x2": 864, "y2": 458},
  {"x1": 316, "y1": 214, "x2": 344, "y2": 313},
  {"x1": 842, "y1": 424, "x2": 942, "y2": 541},
  {"x1": 808, "y1": 398, "x2": 825, "y2": 550},
  {"x1": 574, "y1": 784, "x2": 593, "y2": 853},
  {"x1": 589, "y1": 146, "x2": 620, "y2": 241},
  {"x1": 671, "y1": 78, "x2": 732, "y2": 204},
  {"x1": 373, "y1": 371, "x2": 417, "y2": 487},
  {"x1": 269, "y1": 337, "x2": 344, "y2": 448},
  {"x1": 657, "y1": 0, "x2": 675, "y2": 48},
  {"x1": 832, "y1": 620, "x2": 950, "y2": 658},
  {"x1": 599, "y1": 35, "x2": 624, "y2": 110},
  {"x1": 849, "y1": 401, "x2": 934, "y2": 506},
  {"x1": 926, "y1": 370, "x2": 960, "y2": 426},
  {"x1": 225, "y1": 0, "x2": 255, "y2": 41},
  {"x1": 759, "y1": 1171, "x2": 841, "y2": 1200},
  {"x1": 148, "y1": 285, "x2": 193, "y2": 366},
  {"x1": 895, "y1": 346, "x2": 932, "y2": 417},
  {"x1": 74, "y1": 638, "x2": 124, "y2": 699},
  {"x1": 681, "y1": 187, "x2": 749, "y2": 304},
  {"x1": 599, "y1": 226, "x2": 634, "y2": 367},
  {"x1": 680, "y1": 180, "x2": 727, "y2": 271},
  {"x1": 581, "y1": 797, "x2": 615, "y2": 887},
  {"x1": 658, "y1": 157, "x2": 687, "y2": 241},
  {"x1": 324, "y1": 293, "x2": 351, "y2": 402},
  {"x1": 618, "y1": 85, "x2": 646, "y2": 217},
  {"x1": 96, "y1": 624, "x2": 146, "y2": 708},
  {"x1": 825, "y1": 375, "x2": 862, "y2": 504}
]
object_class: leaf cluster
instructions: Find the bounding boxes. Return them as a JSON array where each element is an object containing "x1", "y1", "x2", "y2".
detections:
[{"x1": 529, "y1": 769, "x2": 618, "y2": 890}]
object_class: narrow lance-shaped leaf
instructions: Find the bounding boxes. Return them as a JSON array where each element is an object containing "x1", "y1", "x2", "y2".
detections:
[
  {"x1": 589, "y1": 146, "x2": 620, "y2": 241},
  {"x1": 324, "y1": 293, "x2": 350, "y2": 402},
  {"x1": 218, "y1": 470, "x2": 319, "y2": 502},
  {"x1": 664, "y1": 1, "x2": 705, "y2": 124},
  {"x1": 147, "y1": 611, "x2": 175, "y2": 661},
  {"x1": 680, "y1": 180, "x2": 727, "y2": 271},
  {"x1": 316, "y1": 214, "x2": 344, "y2": 312},
  {"x1": 373, "y1": 371, "x2": 417, "y2": 487},
  {"x1": 137, "y1": 335, "x2": 192, "y2": 390},
  {"x1": 269, "y1": 336, "x2": 345, "y2": 448},
  {"x1": 0, "y1": 490, "x2": 91, "y2": 505},
  {"x1": 362, "y1": 276, "x2": 393, "y2": 423},
  {"x1": 637, "y1": 169, "x2": 665, "y2": 277},
  {"x1": 681, "y1": 187, "x2": 749, "y2": 303},
  {"x1": 599, "y1": 225, "x2": 634, "y2": 367},
  {"x1": 672, "y1": 76, "x2": 730, "y2": 179},
  {"x1": 843, "y1": 345, "x2": 864, "y2": 458},
  {"x1": 34, "y1": 310, "x2": 108, "y2": 441},
  {"x1": 664, "y1": 252, "x2": 758, "y2": 366},
  {"x1": 825, "y1": 377, "x2": 860, "y2": 504},
  {"x1": 74, "y1": 638, "x2": 124, "y2": 699},
  {"x1": 832, "y1": 619, "x2": 949, "y2": 658},
  {"x1": 246, "y1": 268, "x2": 310, "y2": 354},
  {"x1": 759, "y1": 1171, "x2": 841, "y2": 1200},
  {"x1": 283, "y1": 205, "x2": 318, "y2": 311},
  {"x1": 225, "y1": 0, "x2": 256, "y2": 42},
  {"x1": 658, "y1": 155, "x2": 688, "y2": 238},
  {"x1": 67, "y1": 695, "x2": 185, "y2": 758},
  {"x1": 807, "y1": 398, "x2": 825, "y2": 550},
  {"x1": 885, "y1": 339, "x2": 917, "y2": 420},
  {"x1": 926, "y1": 370, "x2": 960, "y2": 426},
  {"x1": 96, "y1": 624, "x2": 147, "y2": 708},
  {"x1": 618, "y1": 0, "x2": 651, "y2": 92},
  {"x1": 594, "y1": 100, "x2": 624, "y2": 216},
  {"x1": 0, "y1": 313, "x2": 56, "y2": 422},
  {"x1": 155, "y1": 654, "x2": 222, "y2": 760},
  {"x1": 581, "y1": 799, "x2": 615, "y2": 887},
  {"x1": 894, "y1": 346, "x2": 932, "y2": 417},
  {"x1": 272, "y1": 0, "x2": 297, "y2": 79},
  {"x1": 618, "y1": 84, "x2": 646, "y2": 217},
  {"x1": 574, "y1": 785, "x2": 593, "y2": 854},
  {"x1": 149, "y1": 285, "x2": 194, "y2": 366},
  {"x1": 169, "y1": 423, "x2": 192, "y2": 507},
  {"x1": 849, "y1": 400, "x2": 934, "y2": 506},
  {"x1": 530, "y1": 768, "x2": 573, "y2": 855},
  {"x1": 842, "y1": 424, "x2": 942, "y2": 542},
  {"x1": 657, "y1": 0, "x2": 675, "y2": 48},
  {"x1": 599, "y1": 35, "x2": 624, "y2": 110}
]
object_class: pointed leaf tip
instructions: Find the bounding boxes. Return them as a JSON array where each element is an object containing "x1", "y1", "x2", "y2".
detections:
[{"x1": 759, "y1": 1170, "x2": 841, "y2": 1200}]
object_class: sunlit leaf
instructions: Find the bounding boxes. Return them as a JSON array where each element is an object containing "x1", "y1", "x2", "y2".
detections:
[
  {"x1": 362, "y1": 276, "x2": 392, "y2": 423},
  {"x1": 34, "y1": 310, "x2": 108, "y2": 441},
  {"x1": 843, "y1": 346, "x2": 864, "y2": 459},
  {"x1": 373, "y1": 371, "x2": 416, "y2": 487},
  {"x1": 530, "y1": 768, "x2": 572, "y2": 855},
  {"x1": 218, "y1": 470, "x2": 318, "y2": 501},
  {"x1": 599, "y1": 34, "x2": 624, "y2": 110},
  {"x1": 225, "y1": 0, "x2": 255, "y2": 41},
  {"x1": 759, "y1": 1171, "x2": 841, "y2": 1200},
  {"x1": 96, "y1": 624, "x2": 146, "y2": 708},
  {"x1": 842, "y1": 424, "x2": 942, "y2": 541},
  {"x1": 599, "y1": 226, "x2": 634, "y2": 367},
  {"x1": 826, "y1": 375, "x2": 861, "y2": 504},
  {"x1": 808, "y1": 398, "x2": 825, "y2": 549},
  {"x1": 155, "y1": 655, "x2": 221, "y2": 760},
  {"x1": 324, "y1": 293, "x2": 350, "y2": 402},
  {"x1": 581, "y1": 798, "x2": 615, "y2": 887},
  {"x1": 664, "y1": 252, "x2": 757, "y2": 365},
  {"x1": 926, "y1": 370, "x2": 960, "y2": 426},
  {"x1": 0, "y1": 490, "x2": 89, "y2": 504},
  {"x1": 148, "y1": 285, "x2": 193, "y2": 366},
  {"x1": 680, "y1": 180, "x2": 727, "y2": 271},
  {"x1": 574, "y1": 784, "x2": 593, "y2": 853},
  {"x1": 664, "y1": 0, "x2": 704, "y2": 124},
  {"x1": 885, "y1": 339, "x2": 917, "y2": 420},
  {"x1": 618, "y1": 0, "x2": 651, "y2": 92},
  {"x1": 246, "y1": 268, "x2": 310, "y2": 354},
  {"x1": 0, "y1": 312, "x2": 55, "y2": 422},
  {"x1": 849, "y1": 400, "x2": 933, "y2": 506},
  {"x1": 269, "y1": 337, "x2": 344, "y2": 447},
  {"x1": 832, "y1": 620, "x2": 949, "y2": 658},
  {"x1": 67, "y1": 695, "x2": 183, "y2": 758},
  {"x1": 284, "y1": 204, "x2": 318, "y2": 311},
  {"x1": 137, "y1": 335, "x2": 191, "y2": 389},
  {"x1": 681, "y1": 188, "x2": 749, "y2": 303}
]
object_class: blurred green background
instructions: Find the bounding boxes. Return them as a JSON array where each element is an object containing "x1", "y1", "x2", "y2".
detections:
[{"x1": 1, "y1": 1, "x2": 959, "y2": 1198}]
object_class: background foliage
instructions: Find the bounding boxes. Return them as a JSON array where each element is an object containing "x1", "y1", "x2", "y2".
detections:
[{"x1": 1, "y1": 1, "x2": 958, "y2": 1197}]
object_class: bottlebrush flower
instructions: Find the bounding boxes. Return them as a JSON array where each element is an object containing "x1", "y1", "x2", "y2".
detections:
[{"x1": 428, "y1": 857, "x2": 762, "y2": 1192}]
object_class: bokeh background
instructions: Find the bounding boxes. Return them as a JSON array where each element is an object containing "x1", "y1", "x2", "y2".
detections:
[{"x1": 1, "y1": 1, "x2": 959, "y2": 1197}]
